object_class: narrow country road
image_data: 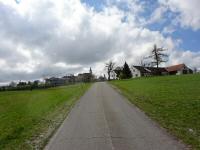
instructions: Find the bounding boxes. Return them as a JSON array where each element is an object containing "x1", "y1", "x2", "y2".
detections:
[{"x1": 45, "y1": 82, "x2": 186, "y2": 150}]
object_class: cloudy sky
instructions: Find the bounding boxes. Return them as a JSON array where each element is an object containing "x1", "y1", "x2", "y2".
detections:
[{"x1": 0, "y1": 0, "x2": 200, "y2": 83}]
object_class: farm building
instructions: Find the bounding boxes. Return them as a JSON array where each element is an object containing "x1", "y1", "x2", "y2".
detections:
[
  {"x1": 75, "y1": 73, "x2": 93, "y2": 82},
  {"x1": 131, "y1": 66, "x2": 168, "y2": 78},
  {"x1": 165, "y1": 64, "x2": 193, "y2": 75},
  {"x1": 45, "y1": 77, "x2": 66, "y2": 86},
  {"x1": 62, "y1": 74, "x2": 76, "y2": 83},
  {"x1": 75, "y1": 67, "x2": 94, "y2": 82},
  {"x1": 131, "y1": 63, "x2": 193, "y2": 78}
]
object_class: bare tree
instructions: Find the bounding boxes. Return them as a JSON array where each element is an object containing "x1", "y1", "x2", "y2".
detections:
[
  {"x1": 148, "y1": 44, "x2": 168, "y2": 68},
  {"x1": 140, "y1": 57, "x2": 147, "y2": 67},
  {"x1": 140, "y1": 58, "x2": 145, "y2": 67},
  {"x1": 105, "y1": 61, "x2": 115, "y2": 81},
  {"x1": 140, "y1": 56, "x2": 153, "y2": 67}
]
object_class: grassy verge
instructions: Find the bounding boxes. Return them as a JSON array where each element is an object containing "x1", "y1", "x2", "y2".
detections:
[
  {"x1": 110, "y1": 74, "x2": 200, "y2": 149},
  {"x1": 0, "y1": 83, "x2": 91, "y2": 150}
]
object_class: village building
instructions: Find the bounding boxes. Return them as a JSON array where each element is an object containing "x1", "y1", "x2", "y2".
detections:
[
  {"x1": 45, "y1": 68, "x2": 94, "y2": 85},
  {"x1": 76, "y1": 73, "x2": 92, "y2": 82},
  {"x1": 62, "y1": 74, "x2": 76, "y2": 84},
  {"x1": 75, "y1": 67, "x2": 94, "y2": 82},
  {"x1": 165, "y1": 64, "x2": 193, "y2": 75},
  {"x1": 45, "y1": 75, "x2": 76, "y2": 86},
  {"x1": 131, "y1": 63, "x2": 193, "y2": 78},
  {"x1": 131, "y1": 66, "x2": 168, "y2": 78},
  {"x1": 45, "y1": 77, "x2": 66, "y2": 86}
]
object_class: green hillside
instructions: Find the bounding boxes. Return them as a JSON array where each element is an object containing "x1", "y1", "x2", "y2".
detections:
[
  {"x1": 111, "y1": 74, "x2": 200, "y2": 149},
  {"x1": 0, "y1": 84, "x2": 91, "y2": 150}
]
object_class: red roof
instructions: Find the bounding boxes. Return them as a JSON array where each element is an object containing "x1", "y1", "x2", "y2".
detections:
[{"x1": 165, "y1": 64, "x2": 185, "y2": 72}]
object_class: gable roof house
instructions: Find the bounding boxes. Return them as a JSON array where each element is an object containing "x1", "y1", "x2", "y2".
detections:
[
  {"x1": 131, "y1": 66, "x2": 168, "y2": 78},
  {"x1": 131, "y1": 63, "x2": 193, "y2": 78},
  {"x1": 62, "y1": 74, "x2": 76, "y2": 84},
  {"x1": 45, "y1": 77, "x2": 66, "y2": 86},
  {"x1": 165, "y1": 64, "x2": 193, "y2": 75},
  {"x1": 75, "y1": 68, "x2": 94, "y2": 82},
  {"x1": 75, "y1": 73, "x2": 92, "y2": 82}
]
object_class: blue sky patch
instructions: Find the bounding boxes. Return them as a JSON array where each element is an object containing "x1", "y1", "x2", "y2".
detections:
[
  {"x1": 81, "y1": 0, "x2": 200, "y2": 52},
  {"x1": 15, "y1": 0, "x2": 21, "y2": 4},
  {"x1": 81, "y1": 0, "x2": 107, "y2": 11}
]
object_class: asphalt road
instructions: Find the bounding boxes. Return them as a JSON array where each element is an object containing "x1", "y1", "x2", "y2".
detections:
[{"x1": 45, "y1": 82, "x2": 187, "y2": 150}]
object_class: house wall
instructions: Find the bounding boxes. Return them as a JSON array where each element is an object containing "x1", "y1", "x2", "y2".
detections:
[
  {"x1": 176, "y1": 66, "x2": 191, "y2": 75},
  {"x1": 76, "y1": 73, "x2": 92, "y2": 82},
  {"x1": 131, "y1": 67, "x2": 141, "y2": 78},
  {"x1": 176, "y1": 70, "x2": 182, "y2": 75},
  {"x1": 45, "y1": 78, "x2": 66, "y2": 86}
]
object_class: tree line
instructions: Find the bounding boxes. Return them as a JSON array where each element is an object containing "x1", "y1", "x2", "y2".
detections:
[{"x1": 0, "y1": 80, "x2": 51, "y2": 92}]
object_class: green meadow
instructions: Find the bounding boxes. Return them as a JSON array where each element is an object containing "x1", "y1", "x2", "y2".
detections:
[
  {"x1": 111, "y1": 74, "x2": 200, "y2": 149},
  {"x1": 0, "y1": 84, "x2": 91, "y2": 150}
]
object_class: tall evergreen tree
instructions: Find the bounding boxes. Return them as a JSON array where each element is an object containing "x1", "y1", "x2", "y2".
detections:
[{"x1": 122, "y1": 62, "x2": 132, "y2": 79}]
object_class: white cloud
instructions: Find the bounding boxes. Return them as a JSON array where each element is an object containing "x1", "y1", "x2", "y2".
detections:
[
  {"x1": 159, "y1": 0, "x2": 200, "y2": 30},
  {"x1": 0, "y1": 0, "x2": 199, "y2": 82},
  {"x1": 162, "y1": 26, "x2": 176, "y2": 34},
  {"x1": 168, "y1": 50, "x2": 200, "y2": 70},
  {"x1": 147, "y1": 6, "x2": 167, "y2": 24}
]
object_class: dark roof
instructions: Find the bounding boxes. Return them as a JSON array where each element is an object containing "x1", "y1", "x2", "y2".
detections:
[
  {"x1": 46, "y1": 77, "x2": 65, "y2": 81},
  {"x1": 133, "y1": 66, "x2": 168, "y2": 74},
  {"x1": 78, "y1": 73, "x2": 91, "y2": 76},
  {"x1": 62, "y1": 75, "x2": 75, "y2": 79},
  {"x1": 133, "y1": 66, "x2": 150, "y2": 73},
  {"x1": 146, "y1": 67, "x2": 168, "y2": 73},
  {"x1": 133, "y1": 64, "x2": 192, "y2": 74}
]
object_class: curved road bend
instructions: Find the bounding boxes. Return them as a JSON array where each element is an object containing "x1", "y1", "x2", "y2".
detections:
[{"x1": 45, "y1": 82, "x2": 187, "y2": 150}]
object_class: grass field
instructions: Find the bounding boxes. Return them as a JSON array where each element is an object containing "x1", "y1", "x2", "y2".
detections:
[
  {"x1": 0, "y1": 83, "x2": 91, "y2": 150},
  {"x1": 111, "y1": 74, "x2": 200, "y2": 149}
]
